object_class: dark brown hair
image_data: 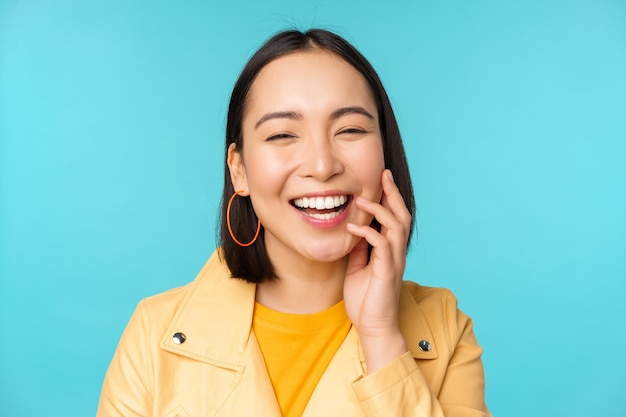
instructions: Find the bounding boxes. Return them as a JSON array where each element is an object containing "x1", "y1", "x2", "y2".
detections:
[{"x1": 219, "y1": 28, "x2": 415, "y2": 283}]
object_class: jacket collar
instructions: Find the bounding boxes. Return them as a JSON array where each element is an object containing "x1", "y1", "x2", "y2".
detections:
[
  {"x1": 160, "y1": 250, "x2": 257, "y2": 370},
  {"x1": 160, "y1": 249, "x2": 439, "y2": 369},
  {"x1": 399, "y1": 284, "x2": 439, "y2": 360}
]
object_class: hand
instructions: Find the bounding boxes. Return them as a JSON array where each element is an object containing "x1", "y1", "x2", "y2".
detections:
[{"x1": 344, "y1": 169, "x2": 412, "y2": 373}]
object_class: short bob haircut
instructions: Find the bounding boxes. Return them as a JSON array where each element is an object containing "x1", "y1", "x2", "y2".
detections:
[{"x1": 220, "y1": 28, "x2": 416, "y2": 283}]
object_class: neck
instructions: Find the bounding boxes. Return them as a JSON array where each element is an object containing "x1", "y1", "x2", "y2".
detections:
[{"x1": 256, "y1": 254, "x2": 347, "y2": 314}]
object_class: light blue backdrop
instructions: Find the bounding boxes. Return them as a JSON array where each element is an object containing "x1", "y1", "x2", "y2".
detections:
[{"x1": 1, "y1": 0, "x2": 625, "y2": 415}]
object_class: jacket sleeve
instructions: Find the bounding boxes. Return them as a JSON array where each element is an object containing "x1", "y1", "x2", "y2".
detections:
[
  {"x1": 351, "y1": 291, "x2": 490, "y2": 417},
  {"x1": 97, "y1": 300, "x2": 153, "y2": 417}
]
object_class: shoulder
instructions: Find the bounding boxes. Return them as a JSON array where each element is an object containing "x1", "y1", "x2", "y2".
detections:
[
  {"x1": 401, "y1": 280, "x2": 456, "y2": 303},
  {"x1": 137, "y1": 283, "x2": 189, "y2": 325},
  {"x1": 400, "y1": 280, "x2": 460, "y2": 320},
  {"x1": 398, "y1": 281, "x2": 475, "y2": 356},
  {"x1": 134, "y1": 249, "x2": 232, "y2": 329}
]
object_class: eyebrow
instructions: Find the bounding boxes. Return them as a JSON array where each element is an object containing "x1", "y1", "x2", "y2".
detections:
[
  {"x1": 329, "y1": 106, "x2": 375, "y2": 121},
  {"x1": 254, "y1": 106, "x2": 375, "y2": 129},
  {"x1": 254, "y1": 111, "x2": 302, "y2": 129}
]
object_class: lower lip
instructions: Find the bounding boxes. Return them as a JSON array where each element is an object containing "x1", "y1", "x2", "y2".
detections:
[{"x1": 294, "y1": 201, "x2": 352, "y2": 229}]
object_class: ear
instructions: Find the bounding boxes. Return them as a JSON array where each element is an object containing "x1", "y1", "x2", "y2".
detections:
[{"x1": 227, "y1": 143, "x2": 249, "y2": 195}]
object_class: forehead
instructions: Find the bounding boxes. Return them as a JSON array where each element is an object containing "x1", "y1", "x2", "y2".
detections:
[{"x1": 245, "y1": 51, "x2": 376, "y2": 117}]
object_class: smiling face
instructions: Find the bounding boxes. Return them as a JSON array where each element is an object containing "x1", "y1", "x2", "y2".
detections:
[{"x1": 228, "y1": 51, "x2": 385, "y2": 267}]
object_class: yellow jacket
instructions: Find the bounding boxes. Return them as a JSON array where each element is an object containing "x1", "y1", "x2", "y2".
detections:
[{"x1": 97, "y1": 251, "x2": 490, "y2": 417}]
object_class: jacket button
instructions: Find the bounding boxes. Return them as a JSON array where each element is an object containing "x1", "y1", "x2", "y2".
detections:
[
  {"x1": 419, "y1": 340, "x2": 431, "y2": 352},
  {"x1": 172, "y1": 332, "x2": 186, "y2": 345}
]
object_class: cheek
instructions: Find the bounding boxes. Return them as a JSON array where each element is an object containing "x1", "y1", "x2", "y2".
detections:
[
  {"x1": 243, "y1": 147, "x2": 292, "y2": 196},
  {"x1": 352, "y1": 143, "x2": 385, "y2": 198},
  {"x1": 367, "y1": 168, "x2": 384, "y2": 202}
]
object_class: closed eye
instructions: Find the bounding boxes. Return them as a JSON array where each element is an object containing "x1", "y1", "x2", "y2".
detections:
[
  {"x1": 266, "y1": 133, "x2": 296, "y2": 141},
  {"x1": 338, "y1": 128, "x2": 367, "y2": 135}
]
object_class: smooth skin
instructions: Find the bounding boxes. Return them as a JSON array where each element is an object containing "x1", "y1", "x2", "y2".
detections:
[
  {"x1": 345, "y1": 170, "x2": 411, "y2": 372},
  {"x1": 228, "y1": 51, "x2": 411, "y2": 373}
]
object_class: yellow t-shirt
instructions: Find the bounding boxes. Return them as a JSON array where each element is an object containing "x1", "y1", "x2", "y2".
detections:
[{"x1": 252, "y1": 300, "x2": 352, "y2": 417}]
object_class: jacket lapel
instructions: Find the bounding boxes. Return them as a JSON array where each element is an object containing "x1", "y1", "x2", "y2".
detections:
[
  {"x1": 302, "y1": 327, "x2": 364, "y2": 416},
  {"x1": 304, "y1": 282, "x2": 439, "y2": 415},
  {"x1": 159, "y1": 251, "x2": 281, "y2": 417}
]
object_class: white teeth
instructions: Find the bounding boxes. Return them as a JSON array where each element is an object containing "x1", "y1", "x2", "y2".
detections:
[
  {"x1": 309, "y1": 211, "x2": 341, "y2": 220},
  {"x1": 293, "y1": 195, "x2": 348, "y2": 210}
]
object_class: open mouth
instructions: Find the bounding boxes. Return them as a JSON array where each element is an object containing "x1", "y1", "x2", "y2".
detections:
[{"x1": 290, "y1": 195, "x2": 352, "y2": 220}]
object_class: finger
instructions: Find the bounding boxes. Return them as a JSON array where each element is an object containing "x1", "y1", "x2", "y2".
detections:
[
  {"x1": 355, "y1": 197, "x2": 406, "y2": 242},
  {"x1": 381, "y1": 170, "x2": 411, "y2": 227},
  {"x1": 345, "y1": 238, "x2": 368, "y2": 277},
  {"x1": 346, "y1": 222, "x2": 391, "y2": 261},
  {"x1": 347, "y1": 223, "x2": 397, "y2": 281},
  {"x1": 351, "y1": 201, "x2": 406, "y2": 273},
  {"x1": 355, "y1": 183, "x2": 409, "y2": 270}
]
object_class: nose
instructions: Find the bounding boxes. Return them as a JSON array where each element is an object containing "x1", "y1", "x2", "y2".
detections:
[{"x1": 299, "y1": 136, "x2": 344, "y2": 181}]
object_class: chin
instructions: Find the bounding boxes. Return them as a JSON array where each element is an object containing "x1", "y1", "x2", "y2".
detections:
[{"x1": 302, "y1": 238, "x2": 357, "y2": 263}]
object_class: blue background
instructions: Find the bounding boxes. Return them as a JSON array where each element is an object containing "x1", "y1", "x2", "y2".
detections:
[{"x1": 1, "y1": 0, "x2": 625, "y2": 415}]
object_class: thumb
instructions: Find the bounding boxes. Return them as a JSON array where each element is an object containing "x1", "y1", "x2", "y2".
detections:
[{"x1": 346, "y1": 238, "x2": 369, "y2": 276}]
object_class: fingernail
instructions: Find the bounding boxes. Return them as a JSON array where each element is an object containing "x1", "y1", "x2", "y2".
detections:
[{"x1": 386, "y1": 170, "x2": 394, "y2": 182}]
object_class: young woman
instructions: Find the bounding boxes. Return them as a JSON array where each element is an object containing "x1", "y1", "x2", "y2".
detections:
[{"x1": 97, "y1": 29, "x2": 490, "y2": 417}]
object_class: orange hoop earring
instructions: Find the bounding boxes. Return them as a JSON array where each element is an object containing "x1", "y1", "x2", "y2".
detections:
[{"x1": 227, "y1": 190, "x2": 261, "y2": 247}]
